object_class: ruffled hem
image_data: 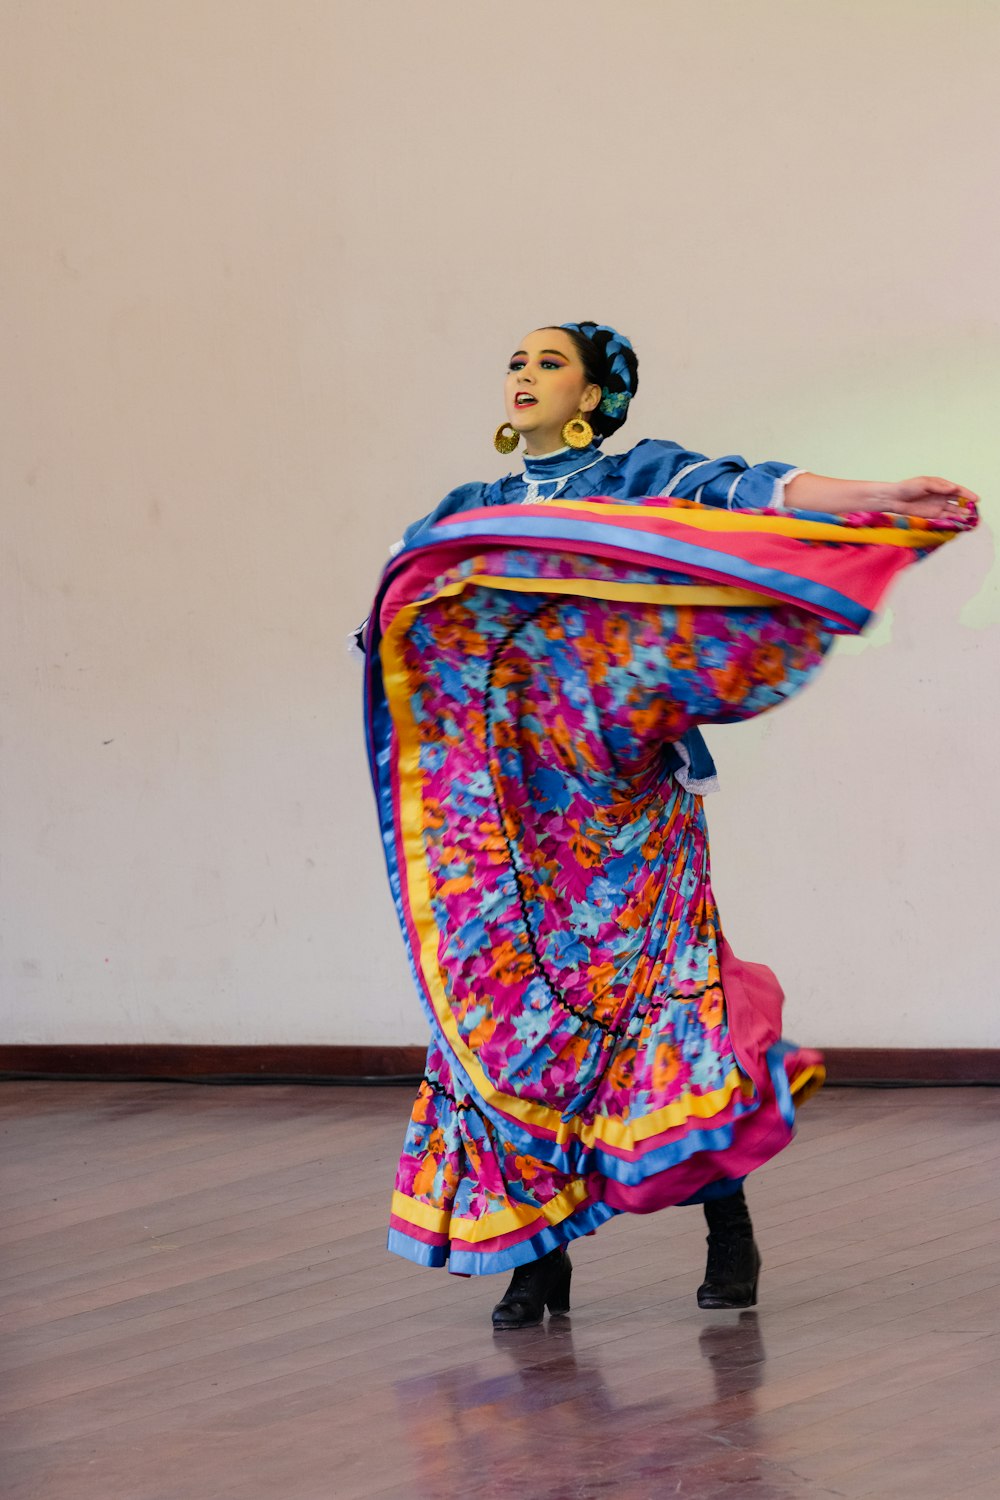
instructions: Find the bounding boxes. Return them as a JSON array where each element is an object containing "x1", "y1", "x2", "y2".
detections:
[{"x1": 387, "y1": 1031, "x2": 824, "y2": 1275}]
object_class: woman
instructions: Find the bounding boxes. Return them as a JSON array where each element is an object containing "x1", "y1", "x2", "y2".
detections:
[{"x1": 362, "y1": 322, "x2": 976, "y2": 1330}]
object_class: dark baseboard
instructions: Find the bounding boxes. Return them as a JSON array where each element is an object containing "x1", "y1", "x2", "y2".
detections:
[
  {"x1": 1, "y1": 1044, "x2": 998, "y2": 1086},
  {"x1": 0, "y1": 1044, "x2": 427, "y2": 1083},
  {"x1": 822, "y1": 1048, "x2": 1000, "y2": 1085}
]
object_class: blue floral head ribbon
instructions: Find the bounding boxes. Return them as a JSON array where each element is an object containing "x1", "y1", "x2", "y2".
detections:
[{"x1": 560, "y1": 321, "x2": 638, "y2": 436}]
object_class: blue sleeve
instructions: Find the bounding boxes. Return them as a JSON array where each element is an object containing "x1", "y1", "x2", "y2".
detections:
[
  {"x1": 620, "y1": 438, "x2": 798, "y2": 512},
  {"x1": 401, "y1": 482, "x2": 493, "y2": 547}
]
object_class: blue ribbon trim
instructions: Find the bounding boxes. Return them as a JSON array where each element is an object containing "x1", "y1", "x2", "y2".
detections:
[
  {"x1": 397, "y1": 511, "x2": 871, "y2": 631},
  {"x1": 388, "y1": 1194, "x2": 620, "y2": 1276},
  {"x1": 766, "y1": 1040, "x2": 801, "y2": 1129},
  {"x1": 386, "y1": 1228, "x2": 450, "y2": 1269}
]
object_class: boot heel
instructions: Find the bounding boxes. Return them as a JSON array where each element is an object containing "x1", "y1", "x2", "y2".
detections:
[
  {"x1": 697, "y1": 1240, "x2": 761, "y2": 1310},
  {"x1": 546, "y1": 1251, "x2": 572, "y2": 1315}
]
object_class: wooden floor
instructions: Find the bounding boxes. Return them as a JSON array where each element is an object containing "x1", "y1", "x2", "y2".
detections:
[{"x1": 1, "y1": 1083, "x2": 998, "y2": 1500}]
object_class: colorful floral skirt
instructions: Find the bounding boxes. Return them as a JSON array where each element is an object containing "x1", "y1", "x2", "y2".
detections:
[{"x1": 364, "y1": 497, "x2": 973, "y2": 1274}]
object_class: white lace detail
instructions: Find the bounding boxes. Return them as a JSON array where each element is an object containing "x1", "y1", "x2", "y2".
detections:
[
  {"x1": 770, "y1": 469, "x2": 806, "y2": 510},
  {"x1": 659, "y1": 457, "x2": 712, "y2": 498},
  {"x1": 673, "y1": 739, "x2": 720, "y2": 796}
]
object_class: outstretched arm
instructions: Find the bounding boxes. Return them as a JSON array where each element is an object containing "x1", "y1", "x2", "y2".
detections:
[{"x1": 784, "y1": 472, "x2": 979, "y2": 518}]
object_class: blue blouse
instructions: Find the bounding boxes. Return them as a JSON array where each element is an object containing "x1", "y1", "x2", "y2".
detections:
[
  {"x1": 402, "y1": 438, "x2": 799, "y2": 547},
  {"x1": 398, "y1": 438, "x2": 800, "y2": 792}
]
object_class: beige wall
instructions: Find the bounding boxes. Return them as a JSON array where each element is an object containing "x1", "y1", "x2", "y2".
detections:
[{"x1": 2, "y1": 1, "x2": 998, "y2": 1047}]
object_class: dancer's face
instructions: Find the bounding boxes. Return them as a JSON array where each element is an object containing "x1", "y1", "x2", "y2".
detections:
[{"x1": 504, "y1": 329, "x2": 602, "y2": 456}]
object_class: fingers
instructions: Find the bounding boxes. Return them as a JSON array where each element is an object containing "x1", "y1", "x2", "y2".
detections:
[
  {"x1": 869, "y1": 479, "x2": 978, "y2": 521},
  {"x1": 922, "y1": 477, "x2": 980, "y2": 503},
  {"x1": 900, "y1": 478, "x2": 980, "y2": 511},
  {"x1": 887, "y1": 497, "x2": 956, "y2": 519}
]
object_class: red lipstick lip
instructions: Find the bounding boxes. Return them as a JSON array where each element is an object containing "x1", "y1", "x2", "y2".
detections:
[{"x1": 514, "y1": 394, "x2": 537, "y2": 407}]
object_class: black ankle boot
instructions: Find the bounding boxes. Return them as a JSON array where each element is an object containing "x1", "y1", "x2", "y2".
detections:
[
  {"x1": 697, "y1": 1189, "x2": 761, "y2": 1310},
  {"x1": 491, "y1": 1247, "x2": 572, "y2": 1330}
]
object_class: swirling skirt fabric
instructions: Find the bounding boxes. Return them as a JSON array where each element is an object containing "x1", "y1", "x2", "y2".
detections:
[{"x1": 364, "y1": 497, "x2": 974, "y2": 1273}]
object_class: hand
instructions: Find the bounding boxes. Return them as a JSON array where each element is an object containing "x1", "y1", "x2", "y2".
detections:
[
  {"x1": 877, "y1": 476, "x2": 980, "y2": 519},
  {"x1": 783, "y1": 472, "x2": 980, "y2": 518}
]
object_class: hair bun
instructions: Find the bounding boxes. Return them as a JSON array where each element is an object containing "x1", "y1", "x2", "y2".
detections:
[{"x1": 560, "y1": 321, "x2": 639, "y2": 442}]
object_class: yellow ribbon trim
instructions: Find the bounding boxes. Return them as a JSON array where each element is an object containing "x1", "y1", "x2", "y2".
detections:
[
  {"x1": 789, "y1": 1063, "x2": 826, "y2": 1105},
  {"x1": 536, "y1": 497, "x2": 952, "y2": 550},
  {"x1": 382, "y1": 594, "x2": 748, "y2": 1148},
  {"x1": 392, "y1": 1175, "x2": 591, "y2": 1242},
  {"x1": 433, "y1": 573, "x2": 773, "y2": 608}
]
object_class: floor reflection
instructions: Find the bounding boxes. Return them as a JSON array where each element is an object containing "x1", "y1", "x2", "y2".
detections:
[
  {"x1": 393, "y1": 1307, "x2": 794, "y2": 1499},
  {"x1": 699, "y1": 1309, "x2": 768, "y2": 1399}
]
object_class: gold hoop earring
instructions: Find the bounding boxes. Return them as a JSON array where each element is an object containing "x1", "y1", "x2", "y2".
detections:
[
  {"x1": 494, "y1": 422, "x2": 520, "y2": 455},
  {"x1": 561, "y1": 414, "x2": 593, "y2": 450}
]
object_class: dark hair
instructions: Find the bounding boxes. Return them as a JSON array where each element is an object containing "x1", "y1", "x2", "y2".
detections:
[{"x1": 546, "y1": 322, "x2": 639, "y2": 443}]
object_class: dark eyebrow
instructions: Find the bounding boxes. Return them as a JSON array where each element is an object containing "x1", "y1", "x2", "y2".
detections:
[{"x1": 509, "y1": 348, "x2": 570, "y2": 360}]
